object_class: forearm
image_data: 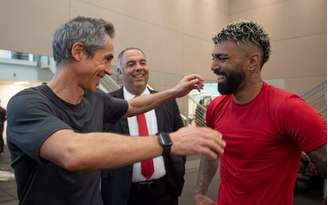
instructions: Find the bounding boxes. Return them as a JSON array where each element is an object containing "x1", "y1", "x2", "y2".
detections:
[
  {"x1": 41, "y1": 130, "x2": 163, "y2": 171},
  {"x1": 195, "y1": 155, "x2": 219, "y2": 195},
  {"x1": 125, "y1": 88, "x2": 176, "y2": 117},
  {"x1": 78, "y1": 133, "x2": 163, "y2": 170},
  {"x1": 41, "y1": 126, "x2": 225, "y2": 171}
]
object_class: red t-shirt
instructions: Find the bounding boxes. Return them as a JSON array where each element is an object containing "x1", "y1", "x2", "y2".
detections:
[{"x1": 206, "y1": 82, "x2": 326, "y2": 205}]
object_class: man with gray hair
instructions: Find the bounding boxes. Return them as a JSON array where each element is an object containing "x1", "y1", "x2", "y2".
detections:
[
  {"x1": 194, "y1": 20, "x2": 326, "y2": 205},
  {"x1": 6, "y1": 16, "x2": 226, "y2": 205}
]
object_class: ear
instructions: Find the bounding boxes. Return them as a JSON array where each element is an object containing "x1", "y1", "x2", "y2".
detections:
[
  {"x1": 116, "y1": 65, "x2": 123, "y2": 74},
  {"x1": 71, "y1": 42, "x2": 85, "y2": 62},
  {"x1": 247, "y1": 52, "x2": 260, "y2": 72}
]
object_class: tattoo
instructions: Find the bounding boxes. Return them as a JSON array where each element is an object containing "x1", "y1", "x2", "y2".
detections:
[
  {"x1": 194, "y1": 155, "x2": 219, "y2": 195},
  {"x1": 307, "y1": 144, "x2": 327, "y2": 178}
]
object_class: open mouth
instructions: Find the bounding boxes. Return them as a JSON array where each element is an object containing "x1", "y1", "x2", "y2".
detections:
[
  {"x1": 132, "y1": 73, "x2": 144, "y2": 80},
  {"x1": 217, "y1": 75, "x2": 226, "y2": 84},
  {"x1": 97, "y1": 72, "x2": 105, "y2": 78},
  {"x1": 95, "y1": 74, "x2": 104, "y2": 84}
]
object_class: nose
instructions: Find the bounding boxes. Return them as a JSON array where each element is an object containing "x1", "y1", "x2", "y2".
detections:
[
  {"x1": 211, "y1": 60, "x2": 219, "y2": 72},
  {"x1": 105, "y1": 65, "x2": 113, "y2": 76},
  {"x1": 135, "y1": 63, "x2": 143, "y2": 72}
]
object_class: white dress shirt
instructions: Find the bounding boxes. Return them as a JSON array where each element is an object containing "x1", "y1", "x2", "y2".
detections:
[{"x1": 123, "y1": 86, "x2": 166, "y2": 182}]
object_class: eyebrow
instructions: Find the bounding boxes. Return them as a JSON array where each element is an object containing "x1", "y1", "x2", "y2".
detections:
[
  {"x1": 212, "y1": 53, "x2": 229, "y2": 58},
  {"x1": 105, "y1": 54, "x2": 114, "y2": 59},
  {"x1": 126, "y1": 59, "x2": 146, "y2": 64}
]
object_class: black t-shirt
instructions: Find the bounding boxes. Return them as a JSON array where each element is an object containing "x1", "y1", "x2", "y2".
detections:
[{"x1": 6, "y1": 84, "x2": 128, "y2": 205}]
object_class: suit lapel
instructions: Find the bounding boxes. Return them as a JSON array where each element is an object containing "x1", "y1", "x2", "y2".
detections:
[
  {"x1": 110, "y1": 87, "x2": 130, "y2": 135},
  {"x1": 154, "y1": 107, "x2": 165, "y2": 132},
  {"x1": 120, "y1": 119, "x2": 129, "y2": 134},
  {"x1": 150, "y1": 89, "x2": 165, "y2": 132}
]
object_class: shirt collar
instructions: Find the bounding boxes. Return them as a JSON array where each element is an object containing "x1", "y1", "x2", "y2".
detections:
[{"x1": 123, "y1": 86, "x2": 150, "y2": 100}]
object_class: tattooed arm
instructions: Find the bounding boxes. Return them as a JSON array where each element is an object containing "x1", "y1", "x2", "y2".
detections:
[{"x1": 194, "y1": 155, "x2": 219, "y2": 205}]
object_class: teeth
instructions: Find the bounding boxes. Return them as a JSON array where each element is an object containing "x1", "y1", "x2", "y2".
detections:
[{"x1": 217, "y1": 75, "x2": 225, "y2": 82}]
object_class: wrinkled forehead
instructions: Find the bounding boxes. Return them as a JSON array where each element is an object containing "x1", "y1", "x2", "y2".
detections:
[{"x1": 122, "y1": 49, "x2": 146, "y2": 62}]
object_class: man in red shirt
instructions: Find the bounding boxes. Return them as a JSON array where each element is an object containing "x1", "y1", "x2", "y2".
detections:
[{"x1": 194, "y1": 20, "x2": 326, "y2": 205}]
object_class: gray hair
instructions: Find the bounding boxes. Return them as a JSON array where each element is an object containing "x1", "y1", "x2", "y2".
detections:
[
  {"x1": 213, "y1": 20, "x2": 271, "y2": 67},
  {"x1": 52, "y1": 16, "x2": 115, "y2": 66},
  {"x1": 117, "y1": 47, "x2": 145, "y2": 68}
]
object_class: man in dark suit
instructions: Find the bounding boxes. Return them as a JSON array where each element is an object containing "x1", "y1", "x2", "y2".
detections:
[{"x1": 101, "y1": 47, "x2": 186, "y2": 205}]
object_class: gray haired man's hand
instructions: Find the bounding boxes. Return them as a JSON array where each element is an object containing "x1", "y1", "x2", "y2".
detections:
[
  {"x1": 171, "y1": 74, "x2": 204, "y2": 98},
  {"x1": 170, "y1": 126, "x2": 225, "y2": 159}
]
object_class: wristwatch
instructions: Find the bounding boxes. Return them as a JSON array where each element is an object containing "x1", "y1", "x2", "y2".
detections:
[{"x1": 158, "y1": 132, "x2": 172, "y2": 156}]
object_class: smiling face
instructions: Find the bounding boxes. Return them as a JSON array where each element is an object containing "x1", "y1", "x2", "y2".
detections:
[
  {"x1": 76, "y1": 37, "x2": 114, "y2": 92},
  {"x1": 211, "y1": 40, "x2": 248, "y2": 95},
  {"x1": 119, "y1": 49, "x2": 149, "y2": 95}
]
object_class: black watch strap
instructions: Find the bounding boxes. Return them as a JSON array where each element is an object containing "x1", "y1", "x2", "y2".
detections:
[{"x1": 158, "y1": 132, "x2": 172, "y2": 156}]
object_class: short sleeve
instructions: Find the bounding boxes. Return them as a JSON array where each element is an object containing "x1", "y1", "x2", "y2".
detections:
[
  {"x1": 278, "y1": 95, "x2": 327, "y2": 152},
  {"x1": 103, "y1": 94, "x2": 128, "y2": 124},
  {"x1": 7, "y1": 93, "x2": 71, "y2": 164},
  {"x1": 206, "y1": 101, "x2": 215, "y2": 128}
]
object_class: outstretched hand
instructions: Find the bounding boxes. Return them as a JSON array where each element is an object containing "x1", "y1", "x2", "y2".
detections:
[
  {"x1": 173, "y1": 74, "x2": 204, "y2": 98},
  {"x1": 170, "y1": 126, "x2": 225, "y2": 159}
]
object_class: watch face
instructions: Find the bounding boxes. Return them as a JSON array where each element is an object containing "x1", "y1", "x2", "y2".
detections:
[
  {"x1": 160, "y1": 133, "x2": 172, "y2": 146},
  {"x1": 159, "y1": 133, "x2": 172, "y2": 155}
]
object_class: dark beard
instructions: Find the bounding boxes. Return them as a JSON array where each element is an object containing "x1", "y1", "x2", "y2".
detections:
[{"x1": 216, "y1": 70, "x2": 245, "y2": 95}]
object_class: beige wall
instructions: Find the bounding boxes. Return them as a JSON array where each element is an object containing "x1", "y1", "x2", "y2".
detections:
[
  {"x1": 0, "y1": 0, "x2": 228, "y2": 85},
  {"x1": 0, "y1": 0, "x2": 70, "y2": 56},
  {"x1": 229, "y1": 0, "x2": 327, "y2": 94},
  {"x1": 0, "y1": 0, "x2": 326, "y2": 113},
  {"x1": 0, "y1": 0, "x2": 229, "y2": 115}
]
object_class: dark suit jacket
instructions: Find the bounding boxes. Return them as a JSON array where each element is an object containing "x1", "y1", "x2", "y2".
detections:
[{"x1": 101, "y1": 87, "x2": 186, "y2": 205}]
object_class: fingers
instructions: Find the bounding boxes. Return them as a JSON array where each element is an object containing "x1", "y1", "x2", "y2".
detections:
[
  {"x1": 184, "y1": 78, "x2": 203, "y2": 93},
  {"x1": 194, "y1": 194, "x2": 216, "y2": 205},
  {"x1": 192, "y1": 79, "x2": 204, "y2": 92},
  {"x1": 184, "y1": 74, "x2": 204, "y2": 82},
  {"x1": 170, "y1": 126, "x2": 225, "y2": 158},
  {"x1": 194, "y1": 193, "x2": 206, "y2": 205},
  {"x1": 196, "y1": 127, "x2": 225, "y2": 158},
  {"x1": 184, "y1": 74, "x2": 204, "y2": 91},
  {"x1": 173, "y1": 74, "x2": 204, "y2": 98},
  {"x1": 197, "y1": 147, "x2": 218, "y2": 160}
]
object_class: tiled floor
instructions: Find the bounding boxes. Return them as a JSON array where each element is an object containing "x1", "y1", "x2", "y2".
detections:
[{"x1": 0, "y1": 145, "x2": 324, "y2": 205}]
